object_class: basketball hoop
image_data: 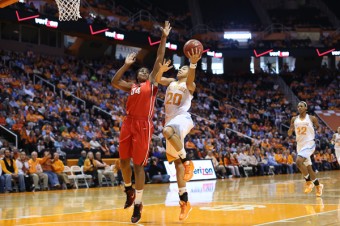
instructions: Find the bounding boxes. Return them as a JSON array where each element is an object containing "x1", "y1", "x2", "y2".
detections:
[{"x1": 55, "y1": 0, "x2": 81, "y2": 21}]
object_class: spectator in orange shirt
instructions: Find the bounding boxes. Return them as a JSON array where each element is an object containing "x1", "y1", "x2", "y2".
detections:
[
  {"x1": 52, "y1": 152, "x2": 72, "y2": 188},
  {"x1": 282, "y1": 150, "x2": 295, "y2": 174},
  {"x1": 28, "y1": 151, "x2": 48, "y2": 191},
  {"x1": 261, "y1": 139, "x2": 271, "y2": 151},
  {"x1": 313, "y1": 151, "x2": 322, "y2": 171},
  {"x1": 40, "y1": 150, "x2": 61, "y2": 189},
  {"x1": 204, "y1": 140, "x2": 215, "y2": 152},
  {"x1": 69, "y1": 128, "x2": 79, "y2": 140},
  {"x1": 100, "y1": 121, "x2": 111, "y2": 138},
  {"x1": 61, "y1": 128, "x2": 71, "y2": 139},
  {"x1": 223, "y1": 152, "x2": 241, "y2": 177},
  {"x1": 205, "y1": 151, "x2": 226, "y2": 178},
  {"x1": 185, "y1": 137, "x2": 197, "y2": 152},
  {"x1": 25, "y1": 131, "x2": 37, "y2": 153}
]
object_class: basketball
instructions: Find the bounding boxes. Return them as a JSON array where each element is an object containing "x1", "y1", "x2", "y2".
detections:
[{"x1": 183, "y1": 39, "x2": 204, "y2": 58}]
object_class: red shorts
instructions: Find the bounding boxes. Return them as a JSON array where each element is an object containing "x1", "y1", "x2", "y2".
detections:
[{"x1": 119, "y1": 116, "x2": 153, "y2": 165}]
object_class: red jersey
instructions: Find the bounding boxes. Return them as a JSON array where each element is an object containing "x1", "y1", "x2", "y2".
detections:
[{"x1": 125, "y1": 80, "x2": 158, "y2": 118}]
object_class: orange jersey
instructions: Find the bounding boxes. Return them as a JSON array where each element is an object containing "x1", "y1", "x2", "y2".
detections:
[{"x1": 126, "y1": 80, "x2": 158, "y2": 118}]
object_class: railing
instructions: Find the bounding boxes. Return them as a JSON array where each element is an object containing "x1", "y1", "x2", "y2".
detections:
[
  {"x1": 280, "y1": 124, "x2": 290, "y2": 134},
  {"x1": 60, "y1": 90, "x2": 86, "y2": 110},
  {"x1": 191, "y1": 113, "x2": 216, "y2": 127},
  {"x1": 33, "y1": 74, "x2": 56, "y2": 93},
  {"x1": 92, "y1": 106, "x2": 112, "y2": 118},
  {"x1": 116, "y1": 5, "x2": 133, "y2": 18},
  {"x1": 224, "y1": 127, "x2": 258, "y2": 142},
  {"x1": 128, "y1": 9, "x2": 157, "y2": 23},
  {"x1": 0, "y1": 125, "x2": 18, "y2": 148},
  {"x1": 275, "y1": 75, "x2": 299, "y2": 107}
]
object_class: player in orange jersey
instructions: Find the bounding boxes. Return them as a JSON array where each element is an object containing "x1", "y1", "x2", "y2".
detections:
[
  {"x1": 111, "y1": 21, "x2": 171, "y2": 223},
  {"x1": 154, "y1": 47, "x2": 202, "y2": 221}
]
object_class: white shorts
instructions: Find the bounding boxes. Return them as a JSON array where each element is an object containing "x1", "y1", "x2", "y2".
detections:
[
  {"x1": 335, "y1": 147, "x2": 340, "y2": 164},
  {"x1": 165, "y1": 114, "x2": 194, "y2": 161},
  {"x1": 297, "y1": 140, "x2": 316, "y2": 166}
]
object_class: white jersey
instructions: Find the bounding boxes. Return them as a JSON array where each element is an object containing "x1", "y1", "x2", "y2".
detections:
[
  {"x1": 334, "y1": 133, "x2": 340, "y2": 148},
  {"x1": 164, "y1": 81, "x2": 193, "y2": 122},
  {"x1": 294, "y1": 114, "x2": 315, "y2": 144}
]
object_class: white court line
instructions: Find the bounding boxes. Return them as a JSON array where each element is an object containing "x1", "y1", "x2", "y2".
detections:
[
  {"x1": 212, "y1": 200, "x2": 340, "y2": 206},
  {"x1": 0, "y1": 203, "x2": 165, "y2": 221},
  {"x1": 254, "y1": 209, "x2": 338, "y2": 226},
  {"x1": 16, "y1": 220, "x2": 143, "y2": 226}
]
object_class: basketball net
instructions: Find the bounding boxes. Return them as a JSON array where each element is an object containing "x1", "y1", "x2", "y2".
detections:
[{"x1": 55, "y1": 0, "x2": 82, "y2": 21}]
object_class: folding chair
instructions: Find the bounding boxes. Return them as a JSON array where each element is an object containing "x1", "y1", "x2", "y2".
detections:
[
  {"x1": 70, "y1": 166, "x2": 89, "y2": 188},
  {"x1": 63, "y1": 166, "x2": 77, "y2": 189},
  {"x1": 243, "y1": 166, "x2": 253, "y2": 177},
  {"x1": 268, "y1": 166, "x2": 275, "y2": 175}
]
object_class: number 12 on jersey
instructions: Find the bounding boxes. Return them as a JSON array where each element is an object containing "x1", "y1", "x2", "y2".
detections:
[
  {"x1": 297, "y1": 126, "x2": 307, "y2": 135},
  {"x1": 166, "y1": 92, "x2": 182, "y2": 106}
]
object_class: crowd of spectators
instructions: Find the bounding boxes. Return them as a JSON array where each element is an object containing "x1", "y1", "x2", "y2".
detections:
[
  {"x1": 1, "y1": 47, "x2": 338, "y2": 194},
  {"x1": 282, "y1": 68, "x2": 340, "y2": 112}
]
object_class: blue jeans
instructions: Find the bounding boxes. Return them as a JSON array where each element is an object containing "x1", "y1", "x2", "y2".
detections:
[
  {"x1": 4, "y1": 174, "x2": 25, "y2": 192},
  {"x1": 0, "y1": 175, "x2": 5, "y2": 193},
  {"x1": 286, "y1": 164, "x2": 294, "y2": 174},
  {"x1": 44, "y1": 171, "x2": 60, "y2": 186}
]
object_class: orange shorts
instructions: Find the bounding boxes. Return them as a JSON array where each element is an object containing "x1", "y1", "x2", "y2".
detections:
[{"x1": 119, "y1": 116, "x2": 153, "y2": 165}]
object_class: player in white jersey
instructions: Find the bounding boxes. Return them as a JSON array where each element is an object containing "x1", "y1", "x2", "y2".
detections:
[
  {"x1": 288, "y1": 101, "x2": 323, "y2": 196},
  {"x1": 155, "y1": 48, "x2": 201, "y2": 221},
  {"x1": 331, "y1": 126, "x2": 340, "y2": 164}
]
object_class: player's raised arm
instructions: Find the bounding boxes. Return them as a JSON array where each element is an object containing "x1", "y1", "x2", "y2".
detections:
[
  {"x1": 331, "y1": 133, "x2": 336, "y2": 145},
  {"x1": 155, "y1": 59, "x2": 175, "y2": 86},
  {"x1": 111, "y1": 53, "x2": 136, "y2": 92},
  {"x1": 287, "y1": 116, "x2": 296, "y2": 136},
  {"x1": 311, "y1": 115, "x2": 320, "y2": 132},
  {"x1": 186, "y1": 48, "x2": 202, "y2": 93},
  {"x1": 149, "y1": 21, "x2": 172, "y2": 83}
]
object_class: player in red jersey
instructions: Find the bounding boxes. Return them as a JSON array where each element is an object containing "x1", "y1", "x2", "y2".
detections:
[{"x1": 111, "y1": 21, "x2": 171, "y2": 224}]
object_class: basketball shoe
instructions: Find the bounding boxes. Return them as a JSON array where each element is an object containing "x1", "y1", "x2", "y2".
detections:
[
  {"x1": 124, "y1": 188, "x2": 136, "y2": 209},
  {"x1": 131, "y1": 203, "x2": 143, "y2": 223},
  {"x1": 179, "y1": 201, "x2": 192, "y2": 221},
  {"x1": 315, "y1": 184, "x2": 324, "y2": 197},
  {"x1": 304, "y1": 181, "x2": 314, "y2": 193},
  {"x1": 183, "y1": 161, "x2": 194, "y2": 182}
]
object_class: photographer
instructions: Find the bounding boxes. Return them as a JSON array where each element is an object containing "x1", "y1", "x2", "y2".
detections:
[{"x1": 146, "y1": 157, "x2": 170, "y2": 184}]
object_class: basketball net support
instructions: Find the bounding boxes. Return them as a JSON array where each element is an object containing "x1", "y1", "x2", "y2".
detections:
[{"x1": 0, "y1": 0, "x2": 19, "y2": 8}]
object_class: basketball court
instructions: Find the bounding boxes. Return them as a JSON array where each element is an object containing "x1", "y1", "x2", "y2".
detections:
[{"x1": 0, "y1": 171, "x2": 339, "y2": 226}]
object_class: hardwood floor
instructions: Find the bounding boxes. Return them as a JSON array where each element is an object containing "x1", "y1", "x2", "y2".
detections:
[{"x1": 0, "y1": 171, "x2": 339, "y2": 225}]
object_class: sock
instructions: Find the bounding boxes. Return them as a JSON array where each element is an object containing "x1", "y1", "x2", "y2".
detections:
[
  {"x1": 178, "y1": 187, "x2": 187, "y2": 196},
  {"x1": 181, "y1": 157, "x2": 189, "y2": 164},
  {"x1": 124, "y1": 183, "x2": 132, "y2": 191},
  {"x1": 313, "y1": 179, "x2": 320, "y2": 186},
  {"x1": 135, "y1": 189, "x2": 143, "y2": 204},
  {"x1": 179, "y1": 191, "x2": 188, "y2": 202},
  {"x1": 178, "y1": 148, "x2": 187, "y2": 159},
  {"x1": 304, "y1": 174, "x2": 311, "y2": 181}
]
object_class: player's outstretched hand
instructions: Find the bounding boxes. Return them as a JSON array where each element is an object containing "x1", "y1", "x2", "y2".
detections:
[
  {"x1": 158, "y1": 59, "x2": 173, "y2": 72},
  {"x1": 187, "y1": 47, "x2": 202, "y2": 64},
  {"x1": 125, "y1": 52, "x2": 136, "y2": 65},
  {"x1": 161, "y1": 21, "x2": 172, "y2": 37}
]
